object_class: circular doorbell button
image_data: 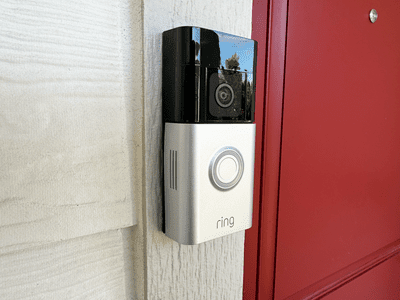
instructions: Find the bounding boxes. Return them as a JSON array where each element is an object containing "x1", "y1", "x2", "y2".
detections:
[
  {"x1": 209, "y1": 147, "x2": 244, "y2": 190},
  {"x1": 217, "y1": 155, "x2": 238, "y2": 183}
]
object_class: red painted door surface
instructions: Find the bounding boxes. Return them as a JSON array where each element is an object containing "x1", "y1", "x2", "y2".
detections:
[{"x1": 244, "y1": 0, "x2": 400, "y2": 299}]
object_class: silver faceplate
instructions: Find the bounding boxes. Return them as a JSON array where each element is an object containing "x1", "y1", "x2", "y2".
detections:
[{"x1": 164, "y1": 122, "x2": 256, "y2": 245}]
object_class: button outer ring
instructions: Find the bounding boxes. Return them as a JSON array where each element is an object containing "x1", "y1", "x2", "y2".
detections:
[{"x1": 209, "y1": 146, "x2": 244, "y2": 190}]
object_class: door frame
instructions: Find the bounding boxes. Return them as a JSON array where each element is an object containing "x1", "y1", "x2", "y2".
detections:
[{"x1": 243, "y1": 0, "x2": 288, "y2": 299}]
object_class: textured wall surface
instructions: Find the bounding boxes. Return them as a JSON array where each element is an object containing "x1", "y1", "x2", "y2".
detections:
[
  {"x1": 0, "y1": 0, "x2": 254, "y2": 298},
  {"x1": 0, "y1": 0, "x2": 144, "y2": 299},
  {"x1": 0, "y1": 228, "x2": 136, "y2": 299},
  {"x1": 0, "y1": 0, "x2": 139, "y2": 252},
  {"x1": 142, "y1": 0, "x2": 253, "y2": 299}
]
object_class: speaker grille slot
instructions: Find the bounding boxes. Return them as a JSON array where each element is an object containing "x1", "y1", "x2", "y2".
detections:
[{"x1": 170, "y1": 150, "x2": 177, "y2": 190}]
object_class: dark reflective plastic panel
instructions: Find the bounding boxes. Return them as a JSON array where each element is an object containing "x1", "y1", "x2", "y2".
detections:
[{"x1": 162, "y1": 26, "x2": 257, "y2": 123}]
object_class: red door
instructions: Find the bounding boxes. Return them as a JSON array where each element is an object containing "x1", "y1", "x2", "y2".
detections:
[{"x1": 244, "y1": 0, "x2": 400, "y2": 299}]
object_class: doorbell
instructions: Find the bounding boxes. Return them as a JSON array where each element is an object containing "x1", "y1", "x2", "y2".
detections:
[{"x1": 162, "y1": 26, "x2": 257, "y2": 245}]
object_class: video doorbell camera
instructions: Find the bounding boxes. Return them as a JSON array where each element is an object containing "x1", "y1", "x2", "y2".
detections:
[{"x1": 162, "y1": 26, "x2": 257, "y2": 245}]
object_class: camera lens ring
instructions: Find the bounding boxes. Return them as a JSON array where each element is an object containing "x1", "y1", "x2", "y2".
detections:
[{"x1": 215, "y1": 83, "x2": 234, "y2": 108}]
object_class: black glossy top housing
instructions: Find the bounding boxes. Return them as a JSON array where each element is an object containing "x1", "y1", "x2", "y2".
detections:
[{"x1": 162, "y1": 26, "x2": 257, "y2": 123}]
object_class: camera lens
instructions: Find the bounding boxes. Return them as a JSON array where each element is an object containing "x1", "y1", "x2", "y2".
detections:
[{"x1": 215, "y1": 83, "x2": 234, "y2": 108}]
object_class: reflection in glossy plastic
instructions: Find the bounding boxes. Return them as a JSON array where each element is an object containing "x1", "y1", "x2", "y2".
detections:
[{"x1": 162, "y1": 26, "x2": 258, "y2": 123}]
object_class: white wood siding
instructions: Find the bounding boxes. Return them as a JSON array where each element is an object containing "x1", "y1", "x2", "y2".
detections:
[
  {"x1": 0, "y1": 0, "x2": 144, "y2": 298},
  {"x1": 0, "y1": 0, "x2": 139, "y2": 252},
  {"x1": 0, "y1": 228, "x2": 137, "y2": 299}
]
